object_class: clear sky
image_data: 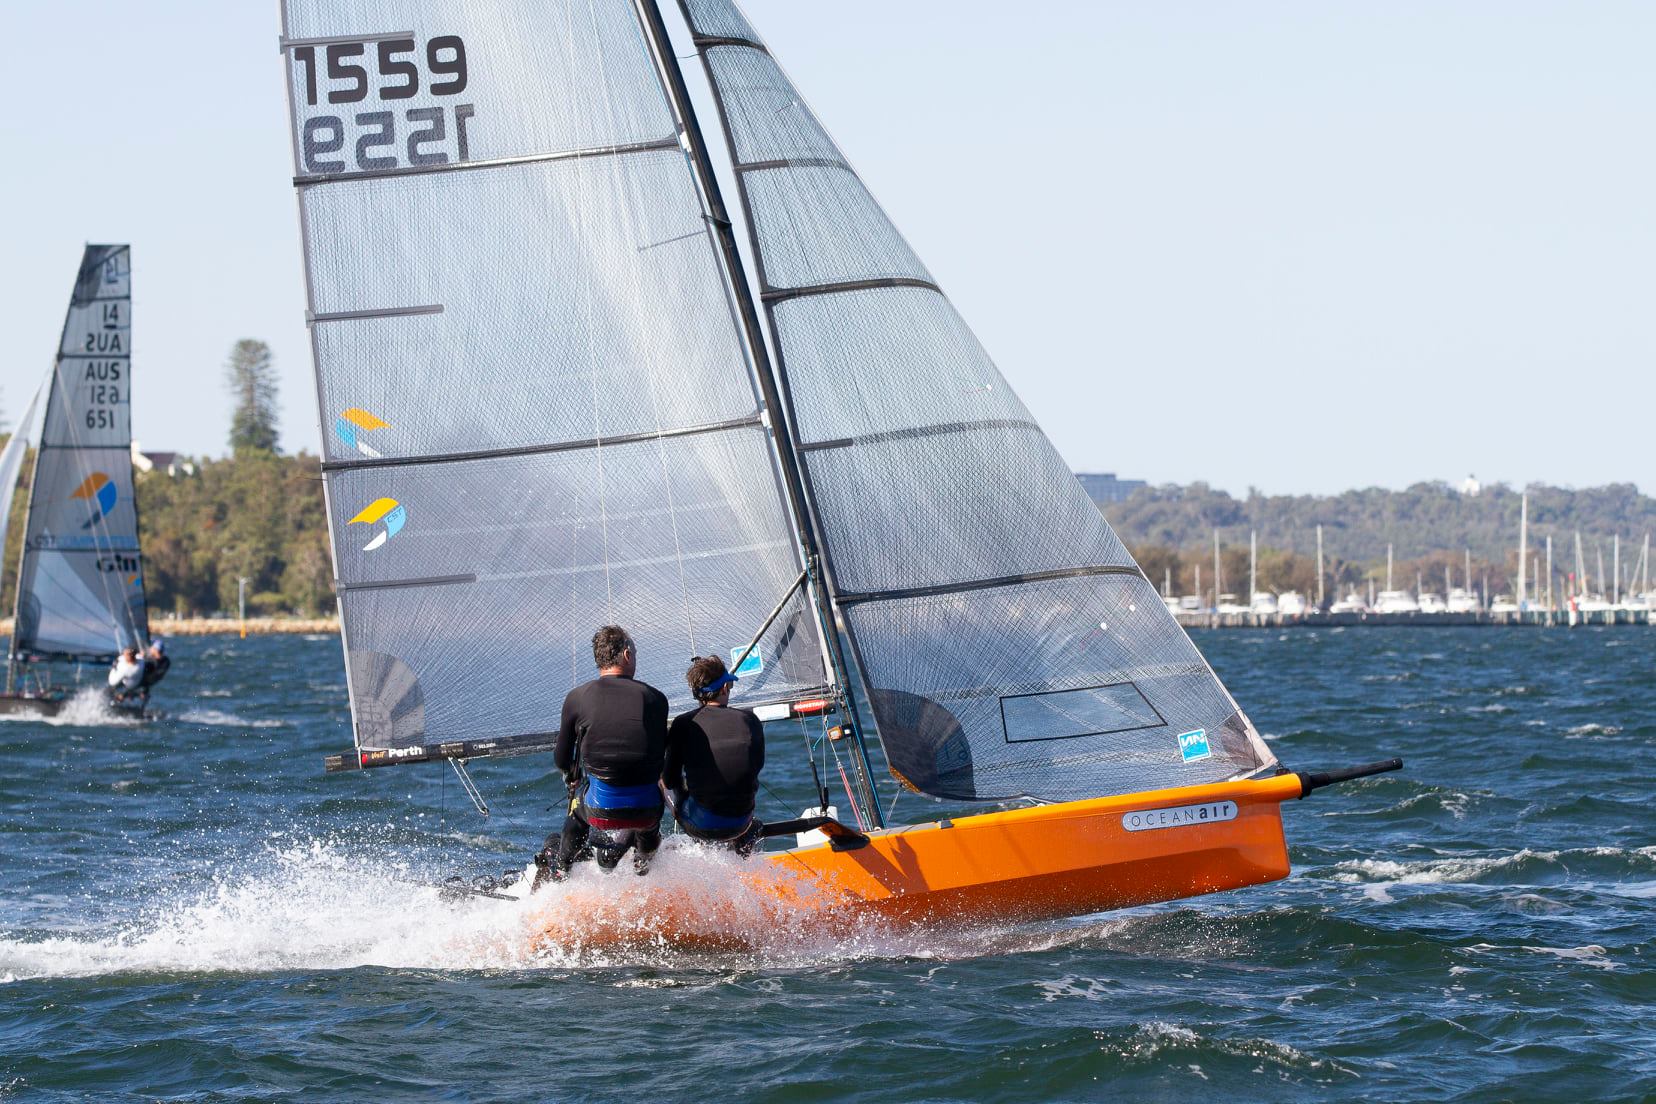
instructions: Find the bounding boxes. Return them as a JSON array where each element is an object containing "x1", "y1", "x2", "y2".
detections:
[{"x1": 3, "y1": 1, "x2": 1650, "y2": 496}]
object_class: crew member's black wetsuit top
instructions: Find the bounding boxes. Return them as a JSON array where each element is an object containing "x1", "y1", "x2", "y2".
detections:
[
  {"x1": 139, "y1": 655, "x2": 171, "y2": 690},
  {"x1": 663, "y1": 705, "x2": 766, "y2": 819},
  {"x1": 554, "y1": 676, "x2": 669, "y2": 786}
]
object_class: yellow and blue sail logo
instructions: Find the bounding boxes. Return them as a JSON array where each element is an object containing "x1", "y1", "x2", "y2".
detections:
[
  {"x1": 70, "y1": 472, "x2": 118, "y2": 527},
  {"x1": 335, "y1": 408, "x2": 388, "y2": 457},
  {"x1": 349, "y1": 497, "x2": 406, "y2": 552},
  {"x1": 336, "y1": 408, "x2": 387, "y2": 456}
]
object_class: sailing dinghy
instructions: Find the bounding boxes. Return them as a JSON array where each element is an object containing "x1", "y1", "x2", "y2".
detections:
[
  {"x1": 2, "y1": 245, "x2": 152, "y2": 718},
  {"x1": 277, "y1": 0, "x2": 1398, "y2": 938}
]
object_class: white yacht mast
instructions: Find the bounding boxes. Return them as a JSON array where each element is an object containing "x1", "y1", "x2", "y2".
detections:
[
  {"x1": 1316, "y1": 524, "x2": 1325, "y2": 607},
  {"x1": 1518, "y1": 492, "x2": 1528, "y2": 609},
  {"x1": 1250, "y1": 530, "x2": 1257, "y2": 600}
]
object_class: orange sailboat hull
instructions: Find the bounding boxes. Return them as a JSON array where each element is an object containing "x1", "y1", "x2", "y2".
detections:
[
  {"x1": 530, "y1": 773, "x2": 1304, "y2": 950},
  {"x1": 766, "y1": 772, "x2": 1303, "y2": 926}
]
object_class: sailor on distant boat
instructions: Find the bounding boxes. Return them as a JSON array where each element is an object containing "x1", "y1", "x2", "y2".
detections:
[
  {"x1": 136, "y1": 638, "x2": 171, "y2": 703},
  {"x1": 534, "y1": 626, "x2": 669, "y2": 887},
  {"x1": 107, "y1": 647, "x2": 145, "y2": 703},
  {"x1": 663, "y1": 655, "x2": 765, "y2": 855}
]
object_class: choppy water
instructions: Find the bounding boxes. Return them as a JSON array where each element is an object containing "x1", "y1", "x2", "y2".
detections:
[{"x1": 0, "y1": 628, "x2": 1651, "y2": 1101}]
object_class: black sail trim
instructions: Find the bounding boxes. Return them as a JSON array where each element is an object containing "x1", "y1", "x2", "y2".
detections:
[
  {"x1": 798, "y1": 418, "x2": 1040, "y2": 454},
  {"x1": 737, "y1": 156, "x2": 850, "y2": 173},
  {"x1": 837, "y1": 565, "x2": 1147, "y2": 606},
  {"x1": 763, "y1": 277, "x2": 942, "y2": 304},
  {"x1": 320, "y1": 414, "x2": 763, "y2": 472},
  {"x1": 294, "y1": 136, "x2": 682, "y2": 187},
  {"x1": 336, "y1": 573, "x2": 478, "y2": 594},
  {"x1": 692, "y1": 35, "x2": 768, "y2": 53}
]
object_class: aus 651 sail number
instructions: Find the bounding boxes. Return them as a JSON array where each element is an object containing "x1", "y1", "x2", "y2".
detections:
[{"x1": 290, "y1": 35, "x2": 476, "y2": 174}]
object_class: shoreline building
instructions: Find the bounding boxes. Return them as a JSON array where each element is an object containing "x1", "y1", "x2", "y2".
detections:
[{"x1": 1077, "y1": 472, "x2": 1147, "y2": 506}]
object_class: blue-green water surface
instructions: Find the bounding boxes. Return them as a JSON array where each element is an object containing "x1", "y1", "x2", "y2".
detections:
[{"x1": 0, "y1": 627, "x2": 1651, "y2": 1101}]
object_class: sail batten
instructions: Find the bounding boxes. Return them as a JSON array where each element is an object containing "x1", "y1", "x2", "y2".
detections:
[
  {"x1": 293, "y1": 136, "x2": 684, "y2": 187},
  {"x1": 280, "y1": 0, "x2": 831, "y2": 755},
  {"x1": 677, "y1": 0, "x2": 1277, "y2": 803},
  {"x1": 10, "y1": 244, "x2": 149, "y2": 663}
]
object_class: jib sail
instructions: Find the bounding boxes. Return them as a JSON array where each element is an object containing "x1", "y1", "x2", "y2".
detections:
[
  {"x1": 277, "y1": 0, "x2": 829, "y2": 763},
  {"x1": 674, "y1": 0, "x2": 1277, "y2": 802},
  {"x1": 11, "y1": 245, "x2": 149, "y2": 662}
]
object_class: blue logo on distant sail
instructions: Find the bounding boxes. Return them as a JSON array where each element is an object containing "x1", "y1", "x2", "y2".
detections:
[
  {"x1": 730, "y1": 647, "x2": 763, "y2": 676},
  {"x1": 71, "y1": 472, "x2": 118, "y2": 528},
  {"x1": 1177, "y1": 728, "x2": 1211, "y2": 763}
]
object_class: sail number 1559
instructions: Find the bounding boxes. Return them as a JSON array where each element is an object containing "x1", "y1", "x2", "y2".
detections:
[{"x1": 292, "y1": 35, "x2": 478, "y2": 175}]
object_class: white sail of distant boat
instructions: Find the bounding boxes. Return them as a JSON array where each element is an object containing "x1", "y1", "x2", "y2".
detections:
[
  {"x1": 275, "y1": 0, "x2": 1397, "y2": 934},
  {"x1": 4, "y1": 246, "x2": 151, "y2": 715},
  {"x1": 0, "y1": 377, "x2": 47, "y2": 569}
]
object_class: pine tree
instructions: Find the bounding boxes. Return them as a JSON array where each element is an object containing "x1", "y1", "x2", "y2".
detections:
[{"x1": 225, "y1": 339, "x2": 279, "y2": 455}]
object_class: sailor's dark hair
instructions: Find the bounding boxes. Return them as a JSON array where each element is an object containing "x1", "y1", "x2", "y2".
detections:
[
  {"x1": 592, "y1": 625, "x2": 634, "y2": 669},
  {"x1": 687, "y1": 654, "x2": 729, "y2": 700}
]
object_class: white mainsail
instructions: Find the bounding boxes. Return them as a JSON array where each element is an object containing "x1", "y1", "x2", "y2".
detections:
[
  {"x1": 10, "y1": 245, "x2": 149, "y2": 662},
  {"x1": 278, "y1": 0, "x2": 832, "y2": 763}
]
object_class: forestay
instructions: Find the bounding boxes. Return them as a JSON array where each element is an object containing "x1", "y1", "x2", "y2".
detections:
[
  {"x1": 11, "y1": 245, "x2": 149, "y2": 662},
  {"x1": 676, "y1": 0, "x2": 1277, "y2": 802},
  {"x1": 278, "y1": 0, "x2": 828, "y2": 759}
]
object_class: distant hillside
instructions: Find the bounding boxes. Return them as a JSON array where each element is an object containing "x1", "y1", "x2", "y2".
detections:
[{"x1": 1103, "y1": 481, "x2": 1656, "y2": 596}]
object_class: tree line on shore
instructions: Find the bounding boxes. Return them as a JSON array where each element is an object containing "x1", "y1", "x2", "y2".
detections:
[
  {"x1": 4, "y1": 339, "x2": 1651, "y2": 616},
  {"x1": 2, "y1": 340, "x2": 332, "y2": 619},
  {"x1": 1108, "y1": 481, "x2": 1656, "y2": 599}
]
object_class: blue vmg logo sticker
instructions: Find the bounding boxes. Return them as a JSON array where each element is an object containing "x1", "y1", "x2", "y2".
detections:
[
  {"x1": 1177, "y1": 728, "x2": 1212, "y2": 763},
  {"x1": 730, "y1": 647, "x2": 763, "y2": 676}
]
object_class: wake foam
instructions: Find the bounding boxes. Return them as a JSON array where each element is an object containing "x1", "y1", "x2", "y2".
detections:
[
  {"x1": 175, "y1": 709, "x2": 285, "y2": 729},
  {"x1": 0, "y1": 687, "x2": 143, "y2": 727},
  {"x1": 0, "y1": 837, "x2": 960, "y2": 980}
]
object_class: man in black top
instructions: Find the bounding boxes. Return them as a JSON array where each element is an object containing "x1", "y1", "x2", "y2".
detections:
[
  {"x1": 663, "y1": 654, "x2": 766, "y2": 856},
  {"x1": 137, "y1": 638, "x2": 171, "y2": 704},
  {"x1": 533, "y1": 626, "x2": 670, "y2": 887}
]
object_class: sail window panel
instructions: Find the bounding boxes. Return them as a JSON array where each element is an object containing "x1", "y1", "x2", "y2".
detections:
[
  {"x1": 17, "y1": 548, "x2": 148, "y2": 659},
  {"x1": 327, "y1": 428, "x2": 826, "y2": 744},
  {"x1": 304, "y1": 152, "x2": 761, "y2": 460},
  {"x1": 703, "y1": 47, "x2": 840, "y2": 167},
  {"x1": 283, "y1": 0, "x2": 673, "y2": 175},
  {"x1": 680, "y1": 0, "x2": 762, "y2": 44},
  {"x1": 743, "y1": 166, "x2": 932, "y2": 291},
  {"x1": 802, "y1": 425, "x2": 1134, "y2": 596},
  {"x1": 845, "y1": 573, "x2": 1273, "y2": 802},
  {"x1": 774, "y1": 287, "x2": 1033, "y2": 446}
]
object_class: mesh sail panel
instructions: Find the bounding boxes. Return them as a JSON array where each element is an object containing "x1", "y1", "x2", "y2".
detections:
[
  {"x1": 12, "y1": 245, "x2": 148, "y2": 661},
  {"x1": 678, "y1": 0, "x2": 1276, "y2": 801},
  {"x1": 281, "y1": 0, "x2": 827, "y2": 751}
]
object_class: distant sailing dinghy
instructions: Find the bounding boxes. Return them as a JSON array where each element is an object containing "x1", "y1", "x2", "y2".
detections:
[
  {"x1": 1, "y1": 245, "x2": 152, "y2": 718},
  {"x1": 277, "y1": 0, "x2": 1398, "y2": 936}
]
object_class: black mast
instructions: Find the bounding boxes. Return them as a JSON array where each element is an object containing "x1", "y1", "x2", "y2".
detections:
[{"x1": 630, "y1": 0, "x2": 885, "y2": 828}]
